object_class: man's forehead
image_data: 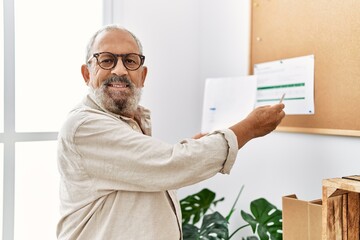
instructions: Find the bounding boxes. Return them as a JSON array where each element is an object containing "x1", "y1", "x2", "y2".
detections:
[{"x1": 93, "y1": 29, "x2": 138, "y2": 51}]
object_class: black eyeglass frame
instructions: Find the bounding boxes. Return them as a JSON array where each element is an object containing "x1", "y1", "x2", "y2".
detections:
[{"x1": 88, "y1": 52, "x2": 145, "y2": 71}]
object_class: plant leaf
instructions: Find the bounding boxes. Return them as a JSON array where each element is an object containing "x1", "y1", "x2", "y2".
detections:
[
  {"x1": 182, "y1": 223, "x2": 200, "y2": 240},
  {"x1": 241, "y1": 198, "x2": 283, "y2": 240},
  {"x1": 242, "y1": 236, "x2": 259, "y2": 240},
  {"x1": 199, "y1": 212, "x2": 229, "y2": 240},
  {"x1": 240, "y1": 211, "x2": 257, "y2": 233},
  {"x1": 180, "y1": 188, "x2": 223, "y2": 224},
  {"x1": 226, "y1": 185, "x2": 244, "y2": 221}
]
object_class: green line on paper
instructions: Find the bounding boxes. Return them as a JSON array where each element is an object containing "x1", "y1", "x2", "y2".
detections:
[
  {"x1": 257, "y1": 83, "x2": 305, "y2": 90},
  {"x1": 257, "y1": 97, "x2": 305, "y2": 102}
]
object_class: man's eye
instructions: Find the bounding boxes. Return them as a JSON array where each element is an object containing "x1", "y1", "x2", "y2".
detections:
[
  {"x1": 125, "y1": 58, "x2": 139, "y2": 65},
  {"x1": 100, "y1": 58, "x2": 115, "y2": 64},
  {"x1": 125, "y1": 59, "x2": 136, "y2": 64}
]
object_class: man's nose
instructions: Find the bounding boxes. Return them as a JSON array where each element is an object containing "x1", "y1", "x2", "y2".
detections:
[{"x1": 111, "y1": 59, "x2": 128, "y2": 76}]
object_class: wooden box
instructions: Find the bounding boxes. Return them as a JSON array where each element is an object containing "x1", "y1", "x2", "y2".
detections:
[{"x1": 322, "y1": 177, "x2": 360, "y2": 240}]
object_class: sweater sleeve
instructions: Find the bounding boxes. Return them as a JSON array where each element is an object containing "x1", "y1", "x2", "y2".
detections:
[{"x1": 59, "y1": 110, "x2": 239, "y2": 194}]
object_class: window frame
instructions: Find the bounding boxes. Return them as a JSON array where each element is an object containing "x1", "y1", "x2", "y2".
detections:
[{"x1": 1, "y1": 0, "x2": 111, "y2": 239}]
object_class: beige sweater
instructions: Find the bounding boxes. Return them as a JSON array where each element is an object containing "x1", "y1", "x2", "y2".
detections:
[{"x1": 57, "y1": 92, "x2": 238, "y2": 240}]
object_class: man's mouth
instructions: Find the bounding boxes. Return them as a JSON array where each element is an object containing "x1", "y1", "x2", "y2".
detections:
[{"x1": 107, "y1": 82, "x2": 129, "y2": 88}]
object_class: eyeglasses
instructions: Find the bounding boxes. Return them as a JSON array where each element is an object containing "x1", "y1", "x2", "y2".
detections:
[{"x1": 88, "y1": 52, "x2": 145, "y2": 71}]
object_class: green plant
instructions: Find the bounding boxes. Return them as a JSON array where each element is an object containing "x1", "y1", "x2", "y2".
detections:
[{"x1": 180, "y1": 187, "x2": 282, "y2": 240}]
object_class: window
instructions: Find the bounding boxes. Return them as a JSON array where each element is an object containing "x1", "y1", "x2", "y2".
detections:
[
  {"x1": 14, "y1": 141, "x2": 58, "y2": 240},
  {"x1": 0, "y1": 144, "x2": 3, "y2": 239},
  {"x1": 2, "y1": 0, "x2": 103, "y2": 239},
  {"x1": 15, "y1": 0, "x2": 102, "y2": 132},
  {"x1": 1, "y1": 0, "x2": 4, "y2": 238},
  {"x1": 0, "y1": 0, "x2": 3, "y2": 133}
]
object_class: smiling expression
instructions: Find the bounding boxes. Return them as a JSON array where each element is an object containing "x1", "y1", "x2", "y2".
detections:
[{"x1": 81, "y1": 28, "x2": 147, "y2": 117}]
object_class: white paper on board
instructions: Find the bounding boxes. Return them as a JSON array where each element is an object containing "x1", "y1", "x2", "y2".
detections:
[
  {"x1": 201, "y1": 76, "x2": 257, "y2": 133},
  {"x1": 254, "y1": 55, "x2": 315, "y2": 115}
]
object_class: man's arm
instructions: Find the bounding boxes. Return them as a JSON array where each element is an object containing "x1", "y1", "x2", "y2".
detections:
[{"x1": 229, "y1": 103, "x2": 285, "y2": 149}]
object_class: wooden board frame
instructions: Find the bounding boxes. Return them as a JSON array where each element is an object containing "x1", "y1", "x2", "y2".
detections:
[{"x1": 250, "y1": 0, "x2": 360, "y2": 137}]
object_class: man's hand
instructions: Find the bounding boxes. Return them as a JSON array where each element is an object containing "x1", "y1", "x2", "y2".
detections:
[
  {"x1": 192, "y1": 133, "x2": 208, "y2": 139},
  {"x1": 229, "y1": 103, "x2": 285, "y2": 149}
]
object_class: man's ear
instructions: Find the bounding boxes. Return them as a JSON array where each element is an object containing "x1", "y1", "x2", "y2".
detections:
[
  {"x1": 140, "y1": 66, "x2": 148, "y2": 87},
  {"x1": 81, "y1": 64, "x2": 90, "y2": 85}
]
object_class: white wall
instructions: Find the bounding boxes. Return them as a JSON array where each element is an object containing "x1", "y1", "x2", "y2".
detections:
[
  {"x1": 112, "y1": 0, "x2": 360, "y2": 238},
  {"x1": 113, "y1": 0, "x2": 202, "y2": 144}
]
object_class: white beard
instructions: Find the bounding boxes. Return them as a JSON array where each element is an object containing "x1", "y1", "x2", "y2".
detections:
[{"x1": 92, "y1": 76, "x2": 142, "y2": 116}]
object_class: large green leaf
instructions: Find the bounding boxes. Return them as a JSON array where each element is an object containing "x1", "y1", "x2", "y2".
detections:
[
  {"x1": 182, "y1": 223, "x2": 201, "y2": 240},
  {"x1": 240, "y1": 198, "x2": 282, "y2": 240},
  {"x1": 199, "y1": 212, "x2": 229, "y2": 240},
  {"x1": 180, "y1": 188, "x2": 224, "y2": 224},
  {"x1": 182, "y1": 212, "x2": 229, "y2": 240}
]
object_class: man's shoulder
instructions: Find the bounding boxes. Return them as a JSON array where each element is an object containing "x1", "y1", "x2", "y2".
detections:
[{"x1": 59, "y1": 102, "x2": 118, "y2": 137}]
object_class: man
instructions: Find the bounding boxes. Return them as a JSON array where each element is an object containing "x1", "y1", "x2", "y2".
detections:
[{"x1": 57, "y1": 24, "x2": 285, "y2": 240}]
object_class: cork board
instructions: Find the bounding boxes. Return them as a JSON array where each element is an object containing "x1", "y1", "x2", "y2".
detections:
[{"x1": 250, "y1": 0, "x2": 360, "y2": 137}]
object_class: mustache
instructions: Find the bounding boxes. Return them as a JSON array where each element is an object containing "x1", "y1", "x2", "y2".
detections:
[{"x1": 102, "y1": 75, "x2": 133, "y2": 87}]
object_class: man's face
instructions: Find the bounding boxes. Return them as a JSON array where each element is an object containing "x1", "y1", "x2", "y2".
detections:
[{"x1": 82, "y1": 29, "x2": 147, "y2": 117}]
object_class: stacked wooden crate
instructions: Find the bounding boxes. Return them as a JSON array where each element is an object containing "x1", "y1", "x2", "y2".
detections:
[{"x1": 322, "y1": 177, "x2": 360, "y2": 240}]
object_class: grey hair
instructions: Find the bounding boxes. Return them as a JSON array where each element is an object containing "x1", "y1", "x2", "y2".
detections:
[{"x1": 85, "y1": 24, "x2": 144, "y2": 63}]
